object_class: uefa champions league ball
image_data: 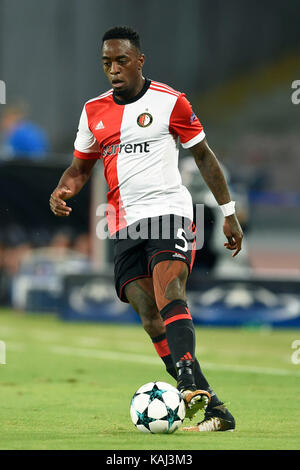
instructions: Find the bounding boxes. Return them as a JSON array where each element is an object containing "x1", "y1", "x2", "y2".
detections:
[{"x1": 130, "y1": 381, "x2": 186, "y2": 434}]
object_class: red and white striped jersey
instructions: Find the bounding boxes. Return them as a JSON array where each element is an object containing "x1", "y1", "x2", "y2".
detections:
[{"x1": 74, "y1": 79, "x2": 205, "y2": 235}]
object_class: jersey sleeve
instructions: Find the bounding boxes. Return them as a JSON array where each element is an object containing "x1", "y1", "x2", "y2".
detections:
[
  {"x1": 73, "y1": 105, "x2": 101, "y2": 159},
  {"x1": 169, "y1": 94, "x2": 205, "y2": 149}
]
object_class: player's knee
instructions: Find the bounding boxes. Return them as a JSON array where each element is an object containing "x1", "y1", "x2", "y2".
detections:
[
  {"x1": 155, "y1": 286, "x2": 186, "y2": 312},
  {"x1": 153, "y1": 261, "x2": 188, "y2": 311}
]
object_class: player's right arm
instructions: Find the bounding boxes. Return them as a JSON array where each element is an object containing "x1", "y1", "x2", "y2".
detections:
[{"x1": 49, "y1": 157, "x2": 97, "y2": 217}]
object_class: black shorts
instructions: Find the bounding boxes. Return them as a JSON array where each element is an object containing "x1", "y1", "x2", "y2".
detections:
[{"x1": 113, "y1": 214, "x2": 196, "y2": 303}]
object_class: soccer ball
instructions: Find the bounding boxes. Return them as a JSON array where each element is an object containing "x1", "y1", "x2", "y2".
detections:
[{"x1": 130, "y1": 381, "x2": 186, "y2": 434}]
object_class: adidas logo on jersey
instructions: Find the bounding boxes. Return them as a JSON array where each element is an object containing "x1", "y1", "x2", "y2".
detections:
[{"x1": 95, "y1": 120, "x2": 105, "y2": 130}]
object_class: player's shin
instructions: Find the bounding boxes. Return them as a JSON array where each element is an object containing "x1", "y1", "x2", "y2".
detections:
[{"x1": 160, "y1": 299, "x2": 196, "y2": 391}]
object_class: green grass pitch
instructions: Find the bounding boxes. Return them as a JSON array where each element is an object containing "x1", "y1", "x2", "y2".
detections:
[{"x1": 0, "y1": 308, "x2": 300, "y2": 450}]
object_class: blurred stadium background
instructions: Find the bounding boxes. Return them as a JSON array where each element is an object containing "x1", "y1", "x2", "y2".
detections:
[{"x1": 0, "y1": 0, "x2": 300, "y2": 326}]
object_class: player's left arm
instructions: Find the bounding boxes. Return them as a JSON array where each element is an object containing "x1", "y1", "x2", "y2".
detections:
[{"x1": 190, "y1": 138, "x2": 243, "y2": 257}]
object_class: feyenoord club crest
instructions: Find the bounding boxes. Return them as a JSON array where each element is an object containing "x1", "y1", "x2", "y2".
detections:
[{"x1": 137, "y1": 112, "x2": 153, "y2": 128}]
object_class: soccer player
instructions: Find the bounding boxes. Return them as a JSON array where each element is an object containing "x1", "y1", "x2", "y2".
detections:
[{"x1": 50, "y1": 26, "x2": 243, "y2": 432}]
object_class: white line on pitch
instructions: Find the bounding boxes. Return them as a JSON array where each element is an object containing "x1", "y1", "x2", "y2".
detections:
[
  {"x1": 29, "y1": 330, "x2": 64, "y2": 342},
  {"x1": 49, "y1": 345, "x2": 300, "y2": 378},
  {"x1": 0, "y1": 326, "x2": 18, "y2": 336},
  {"x1": 5, "y1": 342, "x2": 26, "y2": 351},
  {"x1": 50, "y1": 345, "x2": 161, "y2": 365},
  {"x1": 200, "y1": 361, "x2": 300, "y2": 377}
]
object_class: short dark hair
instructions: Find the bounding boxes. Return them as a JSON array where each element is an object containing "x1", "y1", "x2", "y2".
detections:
[{"x1": 102, "y1": 26, "x2": 141, "y2": 51}]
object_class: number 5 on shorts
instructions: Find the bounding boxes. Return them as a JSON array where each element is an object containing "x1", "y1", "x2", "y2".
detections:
[{"x1": 175, "y1": 228, "x2": 188, "y2": 252}]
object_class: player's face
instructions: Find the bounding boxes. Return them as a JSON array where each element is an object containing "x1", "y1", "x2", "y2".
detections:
[{"x1": 102, "y1": 39, "x2": 145, "y2": 100}]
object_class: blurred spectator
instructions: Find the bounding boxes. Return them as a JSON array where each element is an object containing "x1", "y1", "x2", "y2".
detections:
[
  {"x1": 49, "y1": 228, "x2": 74, "y2": 251},
  {"x1": 48, "y1": 229, "x2": 92, "y2": 258},
  {"x1": 0, "y1": 225, "x2": 32, "y2": 277},
  {"x1": 0, "y1": 226, "x2": 93, "y2": 307},
  {"x1": 0, "y1": 103, "x2": 49, "y2": 160},
  {"x1": 72, "y1": 233, "x2": 92, "y2": 258},
  {"x1": 2, "y1": 241, "x2": 32, "y2": 277},
  {"x1": 0, "y1": 226, "x2": 32, "y2": 305}
]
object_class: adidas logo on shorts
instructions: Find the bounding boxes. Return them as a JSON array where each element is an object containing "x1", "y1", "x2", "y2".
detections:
[{"x1": 172, "y1": 253, "x2": 185, "y2": 260}]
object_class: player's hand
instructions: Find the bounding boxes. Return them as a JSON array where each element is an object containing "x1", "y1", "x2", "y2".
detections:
[
  {"x1": 49, "y1": 187, "x2": 72, "y2": 217},
  {"x1": 223, "y1": 214, "x2": 243, "y2": 257}
]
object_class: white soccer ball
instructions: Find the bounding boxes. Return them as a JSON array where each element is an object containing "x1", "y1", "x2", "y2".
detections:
[{"x1": 130, "y1": 381, "x2": 186, "y2": 434}]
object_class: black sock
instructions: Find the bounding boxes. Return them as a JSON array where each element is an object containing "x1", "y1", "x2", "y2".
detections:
[{"x1": 160, "y1": 299, "x2": 196, "y2": 390}]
